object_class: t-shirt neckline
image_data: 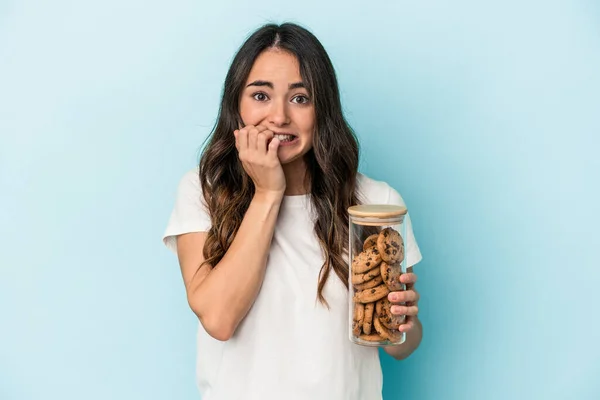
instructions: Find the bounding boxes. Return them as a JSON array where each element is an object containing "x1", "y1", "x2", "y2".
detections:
[{"x1": 282, "y1": 194, "x2": 310, "y2": 208}]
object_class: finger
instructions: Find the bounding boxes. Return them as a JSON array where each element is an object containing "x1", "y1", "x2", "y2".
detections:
[
  {"x1": 261, "y1": 129, "x2": 274, "y2": 139},
  {"x1": 238, "y1": 127, "x2": 249, "y2": 151},
  {"x1": 234, "y1": 130, "x2": 240, "y2": 150},
  {"x1": 267, "y1": 136, "x2": 280, "y2": 158},
  {"x1": 248, "y1": 127, "x2": 259, "y2": 151},
  {"x1": 400, "y1": 273, "x2": 417, "y2": 285},
  {"x1": 390, "y1": 304, "x2": 419, "y2": 316},
  {"x1": 257, "y1": 132, "x2": 268, "y2": 154},
  {"x1": 398, "y1": 317, "x2": 415, "y2": 333},
  {"x1": 260, "y1": 129, "x2": 274, "y2": 152},
  {"x1": 256, "y1": 129, "x2": 273, "y2": 153},
  {"x1": 388, "y1": 290, "x2": 419, "y2": 304}
]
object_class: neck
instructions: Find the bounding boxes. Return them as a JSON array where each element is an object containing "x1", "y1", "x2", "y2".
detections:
[{"x1": 282, "y1": 157, "x2": 310, "y2": 196}]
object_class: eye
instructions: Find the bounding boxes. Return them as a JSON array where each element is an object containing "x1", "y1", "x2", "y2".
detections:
[
  {"x1": 292, "y1": 95, "x2": 310, "y2": 105},
  {"x1": 252, "y1": 92, "x2": 269, "y2": 101}
]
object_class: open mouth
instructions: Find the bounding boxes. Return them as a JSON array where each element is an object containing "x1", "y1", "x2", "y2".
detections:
[
  {"x1": 273, "y1": 133, "x2": 297, "y2": 143},
  {"x1": 269, "y1": 132, "x2": 299, "y2": 146}
]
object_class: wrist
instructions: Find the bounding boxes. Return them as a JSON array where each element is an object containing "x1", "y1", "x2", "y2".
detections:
[{"x1": 253, "y1": 189, "x2": 285, "y2": 204}]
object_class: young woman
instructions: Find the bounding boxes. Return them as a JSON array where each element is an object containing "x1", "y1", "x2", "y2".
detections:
[{"x1": 163, "y1": 22, "x2": 423, "y2": 400}]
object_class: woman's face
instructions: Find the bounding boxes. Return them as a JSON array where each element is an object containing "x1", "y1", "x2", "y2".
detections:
[{"x1": 239, "y1": 49, "x2": 315, "y2": 165}]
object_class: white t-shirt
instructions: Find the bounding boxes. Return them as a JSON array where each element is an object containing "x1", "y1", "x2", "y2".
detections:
[{"x1": 162, "y1": 167, "x2": 422, "y2": 400}]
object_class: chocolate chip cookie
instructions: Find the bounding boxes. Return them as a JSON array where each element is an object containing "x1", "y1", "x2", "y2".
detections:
[
  {"x1": 351, "y1": 246, "x2": 382, "y2": 274},
  {"x1": 380, "y1": 261, "x2": 404, "y2": 291},
  {"x1": 377, "y1": 227, "x2": 404, "y2": 264}
]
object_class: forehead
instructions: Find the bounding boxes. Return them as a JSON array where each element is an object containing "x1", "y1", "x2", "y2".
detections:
[{"x1": 246, "y1": 49, "x2": 302, "y2": 84}]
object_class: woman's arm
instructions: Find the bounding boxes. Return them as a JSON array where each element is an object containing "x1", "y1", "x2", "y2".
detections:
[
  {"x1": 383, "y1": 316, "x2": 422, "y2": 360},
  {"x1": 177, "y1": 126, "x2": 285, "y2": 341},
  {"x1": 177, "y1": 191, "x2": 283, "y2": 341}
]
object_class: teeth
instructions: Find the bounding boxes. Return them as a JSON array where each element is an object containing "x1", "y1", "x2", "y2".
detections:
[{"x1": 275, "y1": 134, "x2": 295, "y2": 142}]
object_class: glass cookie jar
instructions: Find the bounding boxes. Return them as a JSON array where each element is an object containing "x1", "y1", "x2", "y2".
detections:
[{"x1": 347, "y1": 204, "x2": 408, "y2": 347}]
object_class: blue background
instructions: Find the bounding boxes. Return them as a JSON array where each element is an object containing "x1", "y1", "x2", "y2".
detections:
[{"x1": 1, "y1": 1, "x2": 598, "y2": 399}]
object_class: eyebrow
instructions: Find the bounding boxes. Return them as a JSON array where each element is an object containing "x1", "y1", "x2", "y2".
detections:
[{"x1": 246, "y1": 80, "x2": 306, "y2": 90}]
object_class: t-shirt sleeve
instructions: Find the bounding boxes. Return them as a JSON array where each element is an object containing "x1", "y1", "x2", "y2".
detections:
[
  {"x1": 162, "y1": 168, "x2": 212, "y2": 255},
  {"x1": 386, "y1": 186, "x2": 423, "y2": 268}
]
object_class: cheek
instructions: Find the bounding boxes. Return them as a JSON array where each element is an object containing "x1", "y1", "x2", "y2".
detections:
[
  {"x1": 305, "y1": 132, "x2": 314, "y2": 148},
  {"x1": 239, "y1": 99, "x2": 265, "y2": 125},
  {"x1": 296, "y1": 109, "x2": 315, "y2": 134}
]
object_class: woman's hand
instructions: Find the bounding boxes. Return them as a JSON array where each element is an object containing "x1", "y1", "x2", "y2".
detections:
[
  {"x1": 387, "y1": 271, "x2": 419, "y2": 333},
  {"x1": 234, "y1": 125, "x2": 286, "y2": 197}
]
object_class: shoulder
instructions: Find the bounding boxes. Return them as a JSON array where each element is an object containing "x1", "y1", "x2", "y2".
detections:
[
  {"x1": 162, "y1": 166, "x2": 212, "y2": 253},
  {"x1": 172, "y1": 165, "x2": 210, "y2": 211},
  {"x1": 356, "y1": 172, "x2": 407, "y2": 207},
  {"x1": 175, "y1": 166, "x2": 204, "y2": 197},
  {"x1": 178, "y1": 166, "x2": 201, "y2": 187}
]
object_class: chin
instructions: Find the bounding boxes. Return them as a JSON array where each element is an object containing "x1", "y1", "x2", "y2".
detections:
[
  {"x1": 277, "y1": 155, "x2": 298, "y2": 165},
  {"x1": 277, "y1": 149, "x2": 306, "y2": 166},
  {"x1": 275, "y1": 136, "x2": 312, "y2": 163}
]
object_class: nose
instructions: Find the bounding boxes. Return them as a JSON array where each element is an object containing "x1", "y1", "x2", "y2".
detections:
[{"x1": 268, "y1": 99, "x2": 290, "y2": 127}]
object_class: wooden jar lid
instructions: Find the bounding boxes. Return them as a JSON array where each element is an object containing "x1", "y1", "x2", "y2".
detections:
[{"x1": 347, "y1": 204, "x2": 407, "y2": 218}]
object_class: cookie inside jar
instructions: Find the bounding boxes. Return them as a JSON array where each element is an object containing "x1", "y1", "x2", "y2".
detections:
[{"x1": 347, "y1": 204, "x2": 408, "y2": 347}]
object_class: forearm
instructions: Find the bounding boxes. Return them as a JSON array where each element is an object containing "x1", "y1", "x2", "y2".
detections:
[
  {"x1": 383, "y1": 317, "x2": 423, "y2": 360},
  {"x1": 191, "y1": 191, "x2": 283, "y2": 338}
]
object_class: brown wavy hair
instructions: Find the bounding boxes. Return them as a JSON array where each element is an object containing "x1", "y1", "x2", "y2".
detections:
[{"x1": 198, "y1": 22, "x2": 362, "y2": 307}]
